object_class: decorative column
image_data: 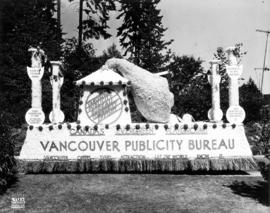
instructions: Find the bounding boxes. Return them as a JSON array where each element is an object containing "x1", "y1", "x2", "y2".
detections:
[
  {"x1": 225, "y1": 47, "x2": 246, "y2": 123},
  {"x1": 49, "y1": 61, "x2": 65, "y2": 123},
  {"x1": 25, "y1": 47, "x2": 45, "y2": 126},
  {"x1": 207, "y1": 60, "x2": 223, "y2": 122}
]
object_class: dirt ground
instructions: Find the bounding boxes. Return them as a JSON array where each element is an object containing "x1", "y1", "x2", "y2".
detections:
[{"x1": 0, "y1": 173, "x2": 269, "y2": 213}]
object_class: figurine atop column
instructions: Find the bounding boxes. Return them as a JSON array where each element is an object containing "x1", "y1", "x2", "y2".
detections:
[
  {"x1": 225, "y1": 46, "x2": 246, "y2": 124},
  {"x1": 49, "y1": 61, "x2": 65, "y2": 123},
  {"x1": 25, "y1": 46, "x2": 46, "y2": 126},
  {"x1": 208, "y1": 60, "x2": 223, "y2": 122}
]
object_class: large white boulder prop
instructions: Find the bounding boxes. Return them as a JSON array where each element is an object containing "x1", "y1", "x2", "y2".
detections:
[{"x1": 106, "y1": 58, "x2": 174, "y2": 123}]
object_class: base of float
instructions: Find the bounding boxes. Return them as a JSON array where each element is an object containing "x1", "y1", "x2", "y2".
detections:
[
  {"x1": 16, "y1": 158, "x2": 257, "y2": 174},
  {"x1": 18, "y1": 122, "x2": 257, "y2": 173}
]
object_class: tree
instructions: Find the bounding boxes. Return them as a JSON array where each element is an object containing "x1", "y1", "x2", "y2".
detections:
[
  {"x1": 240, "y1": 78, "x2": 264, "y2": 122},
  {"x1": 177, "y1": 75, "x2": 211, "y2": 121},
  {"x1": 168, "y1": 55, "x2": 204, "y2": 93},
  {"x1": 168, "y1": 55, "x2": 211, "y2": 120},
  {"x1": 117, "y1": 0, "x2": 173, "y2": 73},
  {"x1": 61, "y1": 37, "x2": 100, "y2": 121},
  {"x1": 82, "y1": 0, "x2": 116, "y2": 40},
  {"x1": 0, "y1": 0, "x2": 63, "y2": 126},
  {"x1": 0, "y1": 113, "x2": 16, "y2": 194},
  {"x1": 61, "y1": 41, "x2": 123, "y2": 121},
  {"x1": 69, "y1": 0, "x2": 116, "y2": 48},
  {"x1": 101, "y1": 43, "x2": 122, "y2": 60}
]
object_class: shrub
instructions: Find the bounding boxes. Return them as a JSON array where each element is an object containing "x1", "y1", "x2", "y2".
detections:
[
  {"x1": 246, "y1": 122, "x2": 264, "y2": 155},
  {"x1": 0, "y1": 113, "x2": 17, "y2": 194},
  {"x1": 246, "y1": 106, "x2": 270, "y2": 155},
  {"x1": 257, "y1": 157, "x2": 270, "y2": 182}
]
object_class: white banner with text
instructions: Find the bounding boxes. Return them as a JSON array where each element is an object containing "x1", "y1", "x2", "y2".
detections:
[{"x1": 19, "y1": 123, "x2": 253, "y2": 160}]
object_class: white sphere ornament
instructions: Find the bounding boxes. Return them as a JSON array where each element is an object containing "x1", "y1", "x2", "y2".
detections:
[
  {"x1": 49, "y1": 110, "x2": 65, "y2": 123},
  {"x1": 25, "y1": 108, "x2": 45, "y2": 126},
  {"x1": 207, "y1": 108, "x2": 223, "y2": 121},
  {"x1": 226, "y1": 106, "x2": 245, "y2": 124},
  {"x1": 182, "y1": 114, "x2": 194, "y2": 123}
]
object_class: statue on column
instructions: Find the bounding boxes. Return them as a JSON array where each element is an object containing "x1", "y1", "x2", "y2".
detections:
[
  {"x1": 49, "y1": 61, "x2": 65, "y2": 123},
  {"x1": 25, "y1": 46, "x2": 46, "y2": 126},
  {"x1": 225, "y1": 46, "x2": 246, "y2": 123}
]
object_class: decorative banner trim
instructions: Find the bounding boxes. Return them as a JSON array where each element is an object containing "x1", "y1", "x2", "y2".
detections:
[{"x1": 17, "y1": 157, "x2": 257, "y2": 173}]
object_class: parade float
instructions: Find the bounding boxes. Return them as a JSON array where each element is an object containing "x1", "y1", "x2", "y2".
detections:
[{"x1": 18, "y1": 46, "x2": 257, "y2": 173}]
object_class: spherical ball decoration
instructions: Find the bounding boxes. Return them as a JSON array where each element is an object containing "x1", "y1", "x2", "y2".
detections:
[
  {"x1": 182, "y1": 114, "x2": 193, "y2": 123},
  {"x1": 80, "y1": 91, "x2": 84, "y2": 97},
  {"x1": 164, "y1": 124, "x2": 168, "y2": 130}
]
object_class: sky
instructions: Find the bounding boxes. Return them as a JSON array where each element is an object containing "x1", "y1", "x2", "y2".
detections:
[{"x1": 61, "y1": 0, "x2": 270, "y2": 94}]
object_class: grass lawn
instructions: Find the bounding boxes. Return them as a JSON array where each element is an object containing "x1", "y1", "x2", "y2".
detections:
[{"x1": 0, "y1": 173, "x2": 269, "y2": 213}]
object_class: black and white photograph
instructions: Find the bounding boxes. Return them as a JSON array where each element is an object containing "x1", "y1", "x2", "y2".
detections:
[{"x1": 0, "y1": 0, "x2": 269, "y2": 212}]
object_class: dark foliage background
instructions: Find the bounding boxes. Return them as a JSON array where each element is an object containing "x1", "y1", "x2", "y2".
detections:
[
  {"x1": 0, "y1": 0, "x2": 63, "y2": 126},
  {"x1": 0, "y1": 0, "x2": 265, "y2": 126},
  {"x1": 0, "y1": 0, "x2": 63, "y2": 193},
  {"x1": 168, "y1": 55, "x2": 211, "y2": 120},
  {"x1": 0, "y1": 113, "x2": 16, "y2": 194}
]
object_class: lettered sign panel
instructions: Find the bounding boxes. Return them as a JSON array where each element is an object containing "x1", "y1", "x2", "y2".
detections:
[
  {"x1": 27, "y1": 67, "x2": 44, "y2": 81},
  {"x1": 19, "y1": 123, "x2": 253, "y2": 160}
]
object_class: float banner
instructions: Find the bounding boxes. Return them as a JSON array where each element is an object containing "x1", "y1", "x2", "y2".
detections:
[{"x1": 19, "y1": 124, "x2": 253, "y2": 160}]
